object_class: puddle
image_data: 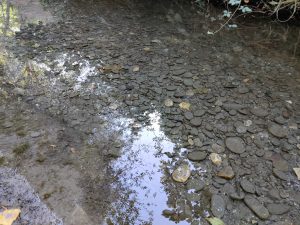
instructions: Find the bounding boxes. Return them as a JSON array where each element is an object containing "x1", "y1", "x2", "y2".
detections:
[{"x1": 104, "y1": 112, "x2": 206, "y2": 225}]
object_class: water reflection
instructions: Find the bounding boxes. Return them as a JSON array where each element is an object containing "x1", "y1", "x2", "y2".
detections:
[
  {"x1": 0, "y1": 0, "x2": 19, "y2": 36},
  {"x1": 104, "y1": 112, "x2": 209, "y2": 225}
]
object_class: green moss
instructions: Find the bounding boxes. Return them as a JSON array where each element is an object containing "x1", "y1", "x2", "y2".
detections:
[
  {"x1": 13, "y1": 143, "x2": 30, "y2": 155},
  {"x1": 0, "y1": 157, "x2": 5, "y2": 165}
]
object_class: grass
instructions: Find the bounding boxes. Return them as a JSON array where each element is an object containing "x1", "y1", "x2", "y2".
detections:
[{"x1": 13, "y1": 143, "x2": 30, "y2": 155}]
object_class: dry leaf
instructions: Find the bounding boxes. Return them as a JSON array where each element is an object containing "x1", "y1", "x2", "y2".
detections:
[
  {"x1": 293, "y1": 168, "x2": 300, "y2": 180},
  {"x1": 179, "y1": 102, "x2": 191, "y2": 110},
  {"x1": 206, "y1": 217, "x2": 225, "y2": 225},
  {"x1": 0, "y1": 209, "x2": 21, "y2": 225}
]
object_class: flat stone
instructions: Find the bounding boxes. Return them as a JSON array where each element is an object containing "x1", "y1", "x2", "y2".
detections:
[
  {"x1": 187, "y1": 151, "x2": 207, "y2": 161},
  {"x1": 244, "y1": 196, "x2": 270, "y2": 220},
  {"x1": 240, "y1": 179, "x2": 255, "y2": 194},
  {"x1": 190, "y1": 117, "x2": 202, "y2": 126},
  {"x1": 194, "y1": 110, "x2": 206, "y2": 117},
  {"x1": 211, "y1": 194, "x2": 225, "y2": 218},
  {"x1": 229, "y1": 190, "x2": 245, "y2": 200},
  {"x1": 186, "y1": 179, "x2": 205, "y2": 192},
  {"x1": 217, "y1": 166, "x2": 235, "y2": 179},
  {"x1": 273, "y1": 168, "x2": 288, "y2": 180},
  {"x1": 225, "y1": 137, "x2": 245, "y2": 154},
  {"x1": 184, "y1": 112, "x2": 193, "y2": 120},
  {"x1": 172, "y1": 164, "x2": 191, "y2": 183},
  {"x1": 266, "y1": 203, "x2": 290, "y2": 215},
  {"x1": 250, "y1": 107, "x2": 268, "y2": 117},
  {"x1": 268, "y1": 123, "x2": 288, "y2": 138},
  {"x1": 270, "y1": 221, "x2": 294, "y2": 225}
]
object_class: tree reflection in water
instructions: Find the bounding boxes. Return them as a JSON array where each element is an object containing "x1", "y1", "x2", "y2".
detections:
[{"x1": 105, "y1": 112, "x2": 210, "y2": 225}]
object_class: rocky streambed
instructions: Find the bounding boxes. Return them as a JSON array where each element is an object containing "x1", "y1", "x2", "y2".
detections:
[{"x1": 0, "y1": 0, "x2": 299, "y2": 225}]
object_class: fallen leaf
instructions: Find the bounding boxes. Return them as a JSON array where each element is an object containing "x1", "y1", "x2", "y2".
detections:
[
  {"x1": 293, "y1": 168, "x2": 300, "y2": 180},
  {"x1": 179, "y1": 102, "x2": 191, "y2": 110},
  {"x1": 209, "y1": 153, "x2": 222, "y2": 166},
  {"x1": 206, "y1": 217, "x2": 225, "y2": 225},
  {"x1": 0, "y1": 209, "x2": 21, "y2": 225}
]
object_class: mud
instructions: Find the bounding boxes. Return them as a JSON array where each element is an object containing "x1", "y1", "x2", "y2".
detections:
[{"x1": 0, "y1": 0, "x2": 299, "y2": 224}]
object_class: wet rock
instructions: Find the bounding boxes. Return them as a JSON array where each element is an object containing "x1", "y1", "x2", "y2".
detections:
[
  {"x1": 162, "y1": 209, "x2": 175, "y2": 217},
  {"x1": 187, "y1": 151, "x2": 207, "y2": 161},
  {"x1": 244, "y1": 196, "x2": 270, "y2": 220},
  {"x1": 274, "y1": 116, "x2": 286, "y2": 125},
  {"x1": 194, "y1": 110, "x2": 206, "y2": 117},
  {"x1": 273, "y1": 168, "x2": 288, "y2": 181},
  {"x1": 250, "y1": 108, "x2": 268, "y2": 117},
  {"x1": 240, "y1": 179, "x2": 255, "y2": 194},
  {"x1": 211, "y1": 194, "x2": 225, "y2": 218},
  {"x1": 229, "y1": 190, "x2": 245, "y2": 200},
  {"x1": 184, "y1": 112, "x2": 193, "y2": 120},
  {"x1": 238, "y1": 87, "x2": 249, "y2": 94},
  {"x1": 272, "y1": 156, "x2": 289, "y2": 172},
  {"x1": 268, "y1": 123, "x2": 288, "y2": 138},
  {"x1": 172, "y1": 164, "x2": 191, "y2": 183},
  {"x1": 266, "y1": 203, "x2": 290, "y2": 215},
  {"x1": 225, "y1": 137, "x2": 245, "y2": 154},
  {"x1": 186, "y1": 179, "x2": 205, "y2": 192},
  {"x1": 217, "y1": 166, "x2": 235, "y2": 179},
  {"x1": 193, "y1": 138, "x2": 203, "y2": 147},
  {"x1": 164, "y1": 98, "x2": 173, "y2": 107},
  {"x1": 190, "y1": 117, "x2": 202, "y2": 126},
  {"x1": 13, "y1": 87, "x2": 25, "y2": 96},
  {"x1": 31, "y1": 131, "x2": 42, "y2": 138},
  {"x1": 209, "y1": 153, "x2": 222, "y2": 166},
  {"x1": 212, "y1": 144, "x2": 225, "y2": 153}
]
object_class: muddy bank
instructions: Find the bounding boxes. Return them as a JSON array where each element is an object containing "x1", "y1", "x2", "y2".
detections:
[{"x1": 0, "y1": 0, "x2": 299, "y2": 224}]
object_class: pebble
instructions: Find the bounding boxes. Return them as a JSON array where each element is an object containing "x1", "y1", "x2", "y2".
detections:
[
  {"x1": 266, "y1": 203, "x2": 290, "y2": 215},
  {"x1": 240, "y1": 179, "x2": 255, "y2": 194},
  {"x1": 172, "y1": 164, "x2": 191, "y2": 183},
  {"x1": 217, "y1": 166, "x2": 235, "y2": 179},
  {"x1": 186, "y1": 179, "x2": 205, "y2": 192},
  {"x1": 187, "y1": 151, "x2": 207, "y2": 161},
  {"x1": 268, "y1": 123, "x2": 288, "y2": 138},
  {"x1": 30, "y1": 131, "x2": 41, "y2": 138},
  {"x1": 244, "y1": 196, "x2": 270, "y2": 220},
  {"x1": 250, "y1": 108, "x2": 268, "y2": 117},
  {"x1": 190, "y1": 117, "x2": 202, "y2": 126},
  {"x1": 13, "y1": 87, "x2": 26, "y2": 96},
  {"x1": 209, "y1": 153, "x2": 222, "y2": 166},
  {"x1": 211, "y1": 143, "x2": 225, "y2": 153},
  {"x1": 211, "y1": 194, "x2": 225, "y2": 218},
  {"x1": 184, "y1": 112, "x2": 193, "y2": 120},
  {"x1": 225, "y1": 137, "x2": 245, "y2": 154},
  {"x1": 164, "y1": 98, "x2": 173, "y2": 107}
]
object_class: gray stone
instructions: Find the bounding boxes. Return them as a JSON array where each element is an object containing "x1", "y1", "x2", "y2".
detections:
[
  {"x1": 240, "y1": 179, "x2": 255, "y2": 194},
  {"x1": 13, "y1": 87, "x2": 25, "y2": 96},
  {"x1": 184, "y1": 112, "x2": 193, "y2": 120},
  {"x1": 267, "y1": 203, "x2": 290, "y2": 215},
  {"x1": 212, "y1": 143, "x2": 225, "y2": 153},
  {"x1": 250, "y1": 108, "x2": 268, "y2": 117},
  {"x1": 244, "y1": 196, "x2": 270, "y2": 220},
  {"x1": 268, "y1": 123, "x2": 288, "y2": 138},
  {"x1": 190, "y1": 117, "x2": 202, "y2": 126},
  {"x1": 187, "y1": 151, "x2": 207, "y2": 161},
  {"x1": 211, "y1": 194, "x2": 225, "y2": 218},
  {"x1": 225, "y1": 137, "x2": 245, "y2": 154},
  {"x1": 186, "y1": 179, "x2": 205, "y2": 192}
]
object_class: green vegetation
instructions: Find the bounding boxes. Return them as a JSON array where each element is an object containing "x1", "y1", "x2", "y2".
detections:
[{"x1": 13, "y1": 143, "x2": 30, "y2": 155}]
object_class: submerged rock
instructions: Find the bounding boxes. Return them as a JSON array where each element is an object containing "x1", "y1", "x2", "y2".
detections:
[
  {"x1": 211, "y1": 194, "x2": 225, "y2": 218},
  {"x1": 268, "y1": 123, "x2": 288, "y2": 138},
  {"x1": 172, "y1": 164, "x2": 191, "y2": 183},
  {"x1": 244, "y1": 196, "x2": 269, "y2": 220},
  {"x1": 225, "y1": 137, "x2": 245, "y2": 154},
  {"x1": 217, "y1": 166, "x2": 235, "y2": 179},
  {"x1": 187, "y1": 151, "x2": 207, "y2": 161}
]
